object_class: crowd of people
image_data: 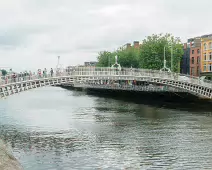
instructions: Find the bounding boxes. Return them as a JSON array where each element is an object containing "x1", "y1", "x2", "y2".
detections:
[{"x1": 0, "y1": 68, "x2": 56, "y2": 84}]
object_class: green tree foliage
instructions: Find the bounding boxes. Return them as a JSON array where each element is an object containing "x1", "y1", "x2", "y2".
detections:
[
  {"x1": 139, "y1": 33, "x2": 183, "y2": 72},
  {"x1": 1, "y1": 69, "x2": 7, "y2": 76},
  {"x1": 116, "y1": 47, "x2": 140, "y2": 68},
  {"x1": 96, "y1": 51, "x2": 115, "y2": 67},
  {"x1": 96, "y1": 33, "x2": 183, "y2": 72}
]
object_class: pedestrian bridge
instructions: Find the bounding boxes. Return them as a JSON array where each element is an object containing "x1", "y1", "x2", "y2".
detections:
[{"x1": 0, "y1": 67, "x2": 212, "y2": 99}]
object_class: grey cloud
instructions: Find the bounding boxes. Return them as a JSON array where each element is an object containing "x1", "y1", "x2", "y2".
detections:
[{"x1": 0, "y1": 0, "x2": 212, "y2": 70}]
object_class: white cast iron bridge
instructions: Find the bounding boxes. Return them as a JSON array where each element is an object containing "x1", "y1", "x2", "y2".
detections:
[{"x1": 0, "y1": 67, "x2": 212, "y2": 99}]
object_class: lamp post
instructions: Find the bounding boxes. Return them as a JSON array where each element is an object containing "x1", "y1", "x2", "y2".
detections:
[{"x1": 160, "y1": 46, "x2": 171, "y2": 72}]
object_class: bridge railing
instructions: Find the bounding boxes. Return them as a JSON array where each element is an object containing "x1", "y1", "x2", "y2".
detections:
[
  {"x1": 70, "y1": 67, "x2": 212, "y2": 88},
  {"x1": 0, "y1": 72, "x2": 68, "y2": 85},
  {"x1": 1, "y1": 67, "x2": 212, "y2": 89}
]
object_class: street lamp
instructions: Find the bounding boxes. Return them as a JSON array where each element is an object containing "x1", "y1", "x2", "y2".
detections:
[{"x1": 160, "y1": 46, "x2": 171, "y2": 72}]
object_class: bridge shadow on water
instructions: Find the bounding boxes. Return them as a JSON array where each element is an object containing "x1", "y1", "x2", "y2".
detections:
[{"x1": 61, "y1": 86, "x2": 212, "y2": 113}]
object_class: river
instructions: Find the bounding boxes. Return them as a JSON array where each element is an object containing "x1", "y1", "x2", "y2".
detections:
[{"x1": 0, "y1": 87, "x2": 212, "y2": 170}]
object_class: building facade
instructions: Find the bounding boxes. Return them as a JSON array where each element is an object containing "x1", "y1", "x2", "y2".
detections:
[
  {"x1": 200, "y1": 35, "x2": 212, "y2": 80},
  {"x1": 181, "y1": 43, "x2": 190, "y2": 75},
  {"x1": 84, "y1": 61, "x2": 98, "y2": 67},
  {"x1": 121, "y1": 41, "x2": 141, "y2": 50},
  {"x1": 189, "y1": 38, "x2": 201, "y2": 76}
]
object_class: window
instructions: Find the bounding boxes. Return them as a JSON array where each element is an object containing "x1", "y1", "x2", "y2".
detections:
[
  {"x1": 192, "y1": 50, "x2": 194, "y2": 54},
  {"x1": 210, "y1": 52, "x2": 212, "y2": 61},
  {"x1": 204, "y1": 43, "x2": 207, "y2": 50},
  {"x1": 204, "y1": 53, "x2": 207, "y2": 60},
  {"x1": 191, "y1": 57, "x2": 194, "y2": 64},
  {"x1": 197, "y1": 66, "x2": 199, "y2": 75},
  {"x1": 209, "y1": 64, "x2": 212, "y2": 72},
  {"x1": 210, "y1": 42, "x2": 212, "y2": 49},
  {"x1": 191, "y1": 67, "x2": 194, "y2": 75},
  {"x1": 197, "y1": 56, "x2": 200, "y2": 64},
  {"x1": 204, "y1": 64, "x2": 207, "y2": 71},
  {"x1": 197, "y1": 49, "x2": 200, "y2": 54}
]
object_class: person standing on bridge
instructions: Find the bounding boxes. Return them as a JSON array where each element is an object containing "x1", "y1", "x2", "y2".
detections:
[
  {"x1": 38, "y1": 69, "x2": 41, "y2": 78},
  {"x1": 50, "y1": 68, "x2": 53, "y2": 77},
  {"x1": 43, "y1": 68, "x2": 47, "y2": 78}
]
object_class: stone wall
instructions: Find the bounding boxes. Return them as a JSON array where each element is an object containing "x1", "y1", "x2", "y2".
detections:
[{"x1": 0, "y1": 140, "x2": 23, "y2": 170}]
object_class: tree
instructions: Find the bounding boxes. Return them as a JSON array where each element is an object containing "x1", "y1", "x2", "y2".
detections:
[
  {"x1": 1, "y1": 69, "x2": 7, "y2": 76},
  {"x1": 96, "y1": 51, "x2": 115, "y2": 67},
  {"x1": 97, "y1": 48, "x2": 140, "y2": 68},
  {"x1": 139, "y1": 33, "x2": 183, "y2": 72},
  {"x1": 116, "y1": 47, "x2": 140, "y2": 68}
]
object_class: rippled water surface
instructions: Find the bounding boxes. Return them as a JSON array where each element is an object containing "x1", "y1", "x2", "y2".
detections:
[{"x1": 0, "y1": 87, "x2": 212, "y2": 169}]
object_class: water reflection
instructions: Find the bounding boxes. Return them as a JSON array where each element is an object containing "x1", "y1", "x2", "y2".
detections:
[{"x1": 0, "y1": 87, "x2": 212, "y2": 169}]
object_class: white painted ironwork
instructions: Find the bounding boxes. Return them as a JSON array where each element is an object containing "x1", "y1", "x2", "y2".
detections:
[{"x1": 0, "y1": 67, "x2": 212, "y2": 99}]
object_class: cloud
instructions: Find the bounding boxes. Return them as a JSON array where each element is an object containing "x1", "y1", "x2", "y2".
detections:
[{"x1": 0, "y1": 0, "x2": 212, "y2": 72}]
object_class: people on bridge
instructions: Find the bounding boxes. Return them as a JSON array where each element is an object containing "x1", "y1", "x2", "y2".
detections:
[
  {"x1": 50, "y1": 68, "x2": 54, "y2": 77},
  {"x1": 38, "y1": 69, "x2": 41, "y2": 78},
  {"x1": 29, "y1": 71, "x2": 32, "y2": 80}
]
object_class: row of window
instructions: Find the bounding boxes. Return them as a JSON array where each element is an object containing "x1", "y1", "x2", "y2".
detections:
[
  {"x1": 191, "y1": 56, "x2": 200, "y2": 64},
  {"x1": 203, "y1": 63, "x2": 212, "y2": 72},
  {"x1": 204, "y1": 42, "x2": 212, "y2": 50},
  {"x1": 191, "y1": 49, "x2": 200, "y2": 54},
  {"x1": 190, "y1": 66, "x2": 199, "y2": 76},
  {"x1": 203, "y1": 52, "x2": 212, "y2": 61}
]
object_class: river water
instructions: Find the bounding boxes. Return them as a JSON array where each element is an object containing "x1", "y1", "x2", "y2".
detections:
[{"x1": 0, "y1": 87, "x2": 212, "y2": 170}]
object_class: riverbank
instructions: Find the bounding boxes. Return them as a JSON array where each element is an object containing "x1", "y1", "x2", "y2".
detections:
[{"x1": 0, "y1": 140, "x2": 23, "y2": 170}]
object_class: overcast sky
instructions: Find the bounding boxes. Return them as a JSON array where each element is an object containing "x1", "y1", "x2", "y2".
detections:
[{"x1": 0, "y1": 0, "x2": 212, "y2": 72}]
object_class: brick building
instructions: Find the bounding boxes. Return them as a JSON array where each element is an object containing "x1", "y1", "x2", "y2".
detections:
[
  {"x1": 122, "y1": 41, "x2": 141, "y2": 50},
  {"x1": 188, "y1": 37, "x2": 201, "y2": 76}
]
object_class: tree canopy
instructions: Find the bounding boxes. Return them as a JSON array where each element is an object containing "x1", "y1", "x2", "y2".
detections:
[
  {"x1": 1, "y1": 69, "x2": 7, "y2": 76},
  {"x1": 96, "y1": 33, "x2": 183, "y2": 73}
]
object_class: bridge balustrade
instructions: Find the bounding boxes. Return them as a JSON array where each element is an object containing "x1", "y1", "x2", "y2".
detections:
[{"x1": 1, "y1": 67, "x2": 212, "y2": 89}]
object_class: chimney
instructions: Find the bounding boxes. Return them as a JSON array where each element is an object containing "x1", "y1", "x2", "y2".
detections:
[
  {"x1": 133, "y1": 41, "x2": 140, "y2": 48},
  {"x1": 126, "y1": 43, "x2": 131, "y2": 49}
]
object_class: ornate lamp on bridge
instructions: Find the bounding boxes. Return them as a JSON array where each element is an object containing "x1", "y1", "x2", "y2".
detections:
[
  {"x1": 160, "y1": 46, "x2": 171, "y2": 72},
  {"x1": 111, "y1": 55, "x2": 121, "y2": 71},
  {"x1": 56, "y1": 56, "x2": 64, "y2": 75}
]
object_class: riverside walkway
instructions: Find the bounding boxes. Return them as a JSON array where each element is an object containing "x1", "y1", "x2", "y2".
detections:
[{"x1": 0, "y1": 67, "x2": 212, "y2": 99}]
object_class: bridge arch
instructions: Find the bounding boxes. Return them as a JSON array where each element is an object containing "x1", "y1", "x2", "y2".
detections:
[{"x1": 0, "y1": 67, "x2": 212, "y2": 99}]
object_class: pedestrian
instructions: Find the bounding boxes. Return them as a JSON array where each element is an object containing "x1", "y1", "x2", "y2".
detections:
[
  {"x1": 29, "y1": 71, "x2": 32, "y2": 80},
  {"x1": 38, "y1": 69, "x2": 41, "y2": 78},
  {"x1": 44, "y1": 68, "x2": 47, "y2": 78},
  {"x1": 50, "y1": 68, "x2": 54, "y2": 77}
]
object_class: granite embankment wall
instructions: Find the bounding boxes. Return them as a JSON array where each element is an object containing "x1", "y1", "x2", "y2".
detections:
[{"x1": 0, "y1": 140, "x2": 23, "y2": 170}]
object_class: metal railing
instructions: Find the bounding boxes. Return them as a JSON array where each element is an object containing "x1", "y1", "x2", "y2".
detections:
[
  {"x1": 69, "y1": 67, "x2": 212, "y2": 88},
  {"x1": 1, "y1": 67, "x2": 212, "y2": 89},
  {"x1": 0, "y1": 72, "x2": 68, "y2": 85}
]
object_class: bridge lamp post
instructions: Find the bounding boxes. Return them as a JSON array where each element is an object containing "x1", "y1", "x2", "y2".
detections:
[{"x1": 160, "y1": 46, "x2": 171, "y2": 72}]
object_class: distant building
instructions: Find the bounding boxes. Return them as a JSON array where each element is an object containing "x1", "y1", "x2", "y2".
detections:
[
  {"x1": 121, "y1": 41, "x2": 141, "y2": 50},
  {"x1": 200, "y1": 34, "x2": 212, "y2": 80},
  {"x1": 188, "y1": 37, "x2": 201, "y2": 76},
  {"x1": 181, "y1": 43, "x2": 190, "y2": 75},
  {"x1": 84, "y1": 61, "x2": 98, "y2": 67}
]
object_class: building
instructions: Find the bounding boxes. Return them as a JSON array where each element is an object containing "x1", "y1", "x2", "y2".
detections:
[
  {"x1": 181, "y1": 43, "x2": 190, "y2": 75},
  {"x1": 200, "y1": 34, "x2": 212, "y2": 80},
  {"x1": 121, "y1": 41, "x2": 141, "y2": 50},
  {"x1": 84, "y1": 61, "x2": 98, "y2": 67},
  {"x1": 188, "y1": 37, "x2": 201, "y2": 76}
]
